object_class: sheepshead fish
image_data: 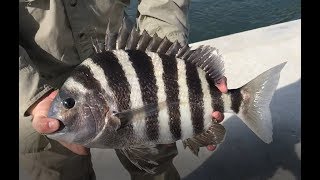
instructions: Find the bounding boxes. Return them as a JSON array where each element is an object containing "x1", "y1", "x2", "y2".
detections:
[{"x1": 47, "y1": 20, "x2": 285, "y2": 173}]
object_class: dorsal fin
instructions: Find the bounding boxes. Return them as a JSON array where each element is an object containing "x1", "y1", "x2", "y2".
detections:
[
  {"x1": 116, "y1": 17, "x2": 133, "y2": 50},
  {"x1": 186, "y1": 45, "x2": 225, "y2": 81},
  {"x1": 136, "y1": 30, "x2": 152, "y2": 51},
  {"x1": 156, "y1": 36, "x2": 173, "y2": 54},
  {"x1": 93, "y1": 18, "x2": 225, "y2": 83},
  {"x1": 165, "y1": 40, "x2": 181, "y2": 56},
  {"x1": 146, "y1": 33, "x2": 163, "y2": 52}
]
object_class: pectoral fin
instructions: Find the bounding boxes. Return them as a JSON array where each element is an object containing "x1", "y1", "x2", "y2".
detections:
[
  {"x1": 118, "y1": 145, "x2": 160, "y2": 174},
  {"x1": 112, "y1": 102, "x2": 169, "y2": 130}
]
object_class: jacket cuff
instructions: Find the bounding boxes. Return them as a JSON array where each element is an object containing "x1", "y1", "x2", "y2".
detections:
[
  {"x1": 20, "y1": 148, "x2": 95, "y2": 180},
  {"x1": 19, "y1": 116, "x2": 95, "y2": 180},
  {"x1": 24, "y1": 85, "x2": 54, "y2": 117},
  {"x1": 19, "y1": 45, "x2": 55, "y2": 118}
]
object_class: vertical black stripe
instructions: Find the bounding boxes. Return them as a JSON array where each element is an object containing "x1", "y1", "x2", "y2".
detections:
[
  {"x1": 185, "y1": 62, "x2": 205, "y2": 135},
  {"x1": 73, "y1": 65, "x2": 104, "y2": 93},
  {"x1": 159, "y1": 54, "x2": 181, "y2": 140},
  {"x1": 72, "y1": 64, "x2": 108, "y2": 131},
  {"x1": 206, "y1": 75, "x2": 224, "y2": 113},
  {"x1": 127, "y1": 50, "x2": 159, "y2": 141},
  {"x1": 229, "y1": 89, "x2": 243, "y2": 113},
  {"x1": 91, "y1": 52, "x2": 133, "y2": 130}
]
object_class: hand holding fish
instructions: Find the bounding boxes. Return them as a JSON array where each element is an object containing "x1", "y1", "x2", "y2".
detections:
[{"x1": 28, "y1": 90, "x2": 89, "y2": 155}]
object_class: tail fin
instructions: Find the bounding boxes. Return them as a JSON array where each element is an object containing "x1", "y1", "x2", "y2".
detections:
[{"x1": 234, "y1": 62, "x2": 286, "y2": 143}]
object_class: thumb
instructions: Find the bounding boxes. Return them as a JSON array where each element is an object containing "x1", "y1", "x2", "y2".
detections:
[
  {"x1": 32, "y1": 116, "x2": 60, "y2": 134},
  {"x1": 30, "y1": 90, "x2": 60, "y2": 134}
]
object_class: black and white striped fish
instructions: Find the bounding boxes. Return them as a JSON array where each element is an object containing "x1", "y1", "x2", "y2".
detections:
[{"x1": 47, "y1": 19, "x2": 285, "y2": 173}]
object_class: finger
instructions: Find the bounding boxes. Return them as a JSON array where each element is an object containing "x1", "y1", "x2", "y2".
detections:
[
  {"x1": 32, "y1": 116, "x2": 60, "y2": 134},
  {"x1": 212, "y1": 111, "x2": 224, "y2": 123},
  {"x1": 29, "y1": 90, "x2": 59, "y2": 117},
  {"x1": 206, "y1": 145, "x2": 217, "y2": 151},
  {"x1": 215, "y1": 76, "x2": 228, "y2": 93}
]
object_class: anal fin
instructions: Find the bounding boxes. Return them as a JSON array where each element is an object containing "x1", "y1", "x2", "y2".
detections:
[{"x1": 183, "y1": 123, "x2": 226, "y2": 156}]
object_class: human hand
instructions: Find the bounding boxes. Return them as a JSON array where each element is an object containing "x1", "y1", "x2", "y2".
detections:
[{"x1": 28, "y1": 90, "x2": 89, "y2": 155}]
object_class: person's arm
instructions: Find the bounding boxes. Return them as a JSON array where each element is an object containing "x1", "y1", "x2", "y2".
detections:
[
  {"x1": 19, "y1": 45, "x2": 95, "y2": 180},
  {"x1": 136, "y1": 0, "x2": 190, "y2": 46}
]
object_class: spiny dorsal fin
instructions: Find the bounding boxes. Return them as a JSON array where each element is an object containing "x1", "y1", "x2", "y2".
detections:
[
  {"x1": 186, "y1": 45, "x2": 225, "y2": 82},
  {"x1": 125, "y1": 26, "x2": 141, "y2": 50},
  {"x1": 176, "y1": 44, "x2": 225, "y2": 82},
  {"x1": 165, "y1": 40, "x2": 182, "y2": 56},
  {"x1": 116, "y1": 17, "x2": 133, "y2": 50},
  {"x1": 97, "y1": 17, "x2": 225, "y2": 82},
  {"x1": 156, "y1": 36, "x2": 173, "y2": 54},
  {"x1": 105, "y1": 24, "x2": 117, "y2": 51},
  {"x1": 146, "y1": 33, "x2": 163, "y2": 52},
  {"x1": 91, "y1": 27, "x2": 104, "y2": 53},
  {"x1": 136, "y1": 30, "x2": 152, "y2": 51}
]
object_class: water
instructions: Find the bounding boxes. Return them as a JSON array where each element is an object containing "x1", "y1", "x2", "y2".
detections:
[{"x1": 125, "y1": 0, "x2": 301, "y2": 43}]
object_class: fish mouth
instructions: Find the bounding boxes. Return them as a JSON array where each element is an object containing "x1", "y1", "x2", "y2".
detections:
[
  {"x1": 47, "y1": 95, "x2": 67, "y2": 134},
  {"x1": 46, "y1": 119, "x2": 68, "y2": 136},
  {"x1": 56, "y1": 119, "x2": 66, "y2": 132},
  {"x1": 47, "y1": 110, "x2": 67, "y2": 134}
]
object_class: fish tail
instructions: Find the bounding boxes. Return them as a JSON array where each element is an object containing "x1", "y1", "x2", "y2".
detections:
[{"x1": 227, "y1": 62, "x2": 286, "y2": 143}]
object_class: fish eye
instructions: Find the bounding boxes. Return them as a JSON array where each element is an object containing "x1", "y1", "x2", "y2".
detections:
[{"x1": 62, "y1": 98, "x2": 75, "y2": 109}]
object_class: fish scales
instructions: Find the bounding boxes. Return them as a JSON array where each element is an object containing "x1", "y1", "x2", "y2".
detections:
[
  {"x1": 73, "y1": 50, "x2": 216, "y2": 144},
  {"x1": 91, "y1": 51, "x2": 134, "y2": 134},
  {"x1": 185, "y1": 61, "x2": 205, "y2": 135},
  {"x1": 48, "y1": 47, "x2": 281, "y2": 146},
  {"x1": 145, "y1": 52, "x2": 173, "y2": 143},
  {"x1": 158, "y1": 54, "x2": 182, "y2": 141},
  {"x1": 92, "y1": 50, "x2": 217, "y2": 144},
  {"x1": 112, "y1": 50, "x2": 146, "y2": 140},
  {"x1": 197, "y1": 68, "x2": 215, "y2": 133},
  {"x1": 126, "y1": 50, "x2": 160, "y2": 141}
]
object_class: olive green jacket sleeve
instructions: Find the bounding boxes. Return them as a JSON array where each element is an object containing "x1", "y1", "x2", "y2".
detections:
[
  {"x1": 137, "y1": 0, "x2": 190, "y2": 46},
  {"x1": 18, "y1": 0, "x2": 116, "y2": 178},
  {"x1": 19, "y1": 116, "x2": 95, "y2": 180},
  {"x1": 19, "y1": 45, "x2": 54, "y2": 117}
]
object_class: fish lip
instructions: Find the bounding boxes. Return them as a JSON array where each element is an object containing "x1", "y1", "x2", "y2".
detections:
[
  {"x1": 56, "y1": 119, "x2": 66, "y2": 132},
  {"x1": 45, "y1": 127, "x2": 69, "y2": 140},
  {"x1": 47, "y1": 94, "x2": 68, "y2": 133},
  {"x1": 47, "y1": 112, "x2": 67, "y2": 134},
  {"x1": 47, "y1": 104, "x2": 67, "y2": 135},
  {"x1": 47, "y1": 95, "x2": 61, "y2": 119},
  {"x1": 46, "y1": 119, "x2": 68, "y2": 135}
]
